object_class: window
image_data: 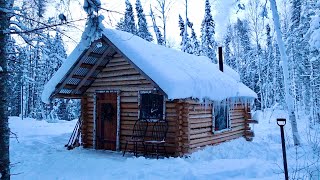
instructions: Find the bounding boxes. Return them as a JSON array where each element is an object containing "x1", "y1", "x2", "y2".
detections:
[
  {"x1": 213, "y1": 102, "x2": 230, "y2": 132},
  {"x1": 139, "y1": 92, "x2": 164, "y2": 120}
]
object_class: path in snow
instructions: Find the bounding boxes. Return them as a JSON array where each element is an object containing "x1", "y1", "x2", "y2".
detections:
[{"x1": 9, "y1": 111, "x2": 318, "y2": 180}]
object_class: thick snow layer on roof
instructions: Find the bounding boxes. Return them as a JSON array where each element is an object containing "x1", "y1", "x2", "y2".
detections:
[
  {"x1": 42, "y1": 26, "x2": 257, "y2": 103},
  {"x1": 214, "y1": 64, "x2": 241, "y2": 82},
  {"x1": 102, "y1": 28, "x2": 242, "y2": 101},
  {"x1": 237, "y1": 82, "x2": 258, "y2": 98}
]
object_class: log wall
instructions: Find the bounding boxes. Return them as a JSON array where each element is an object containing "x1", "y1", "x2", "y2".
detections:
[
  {"x1": 81, "y1": 56, "x2": 179, "y2": 155},
  {"x1": 80, "y1": 56, "x2": 252, "y2": 156},
  {"x1": 183, "y1": 101, "x2": 251, "y2": 153}
]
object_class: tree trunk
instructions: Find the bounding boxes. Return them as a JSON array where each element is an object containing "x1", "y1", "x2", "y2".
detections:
[
  {"x1": 269, "y1": 0, "x2": 300, "y2": 145},
  {"x1": 0, "y1": 0, "x2": 13, "y2": 179}
]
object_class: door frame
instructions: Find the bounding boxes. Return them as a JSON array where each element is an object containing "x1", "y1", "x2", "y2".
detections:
[{"x1": 93, "y1": 90, "x2": 121, "y2": 151}]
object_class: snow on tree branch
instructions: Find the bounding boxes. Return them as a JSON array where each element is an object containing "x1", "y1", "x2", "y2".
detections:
[{"x1": 83, "y1": 0, "x2": 101, "y2": 16}]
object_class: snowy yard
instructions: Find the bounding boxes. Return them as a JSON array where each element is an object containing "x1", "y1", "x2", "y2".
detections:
[{"x1": 9, "y1": 111, "x2": 320, "y2": 180}]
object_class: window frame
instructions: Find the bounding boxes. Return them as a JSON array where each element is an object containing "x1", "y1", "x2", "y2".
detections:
[
  {"x1": 138, "y1": 90, "x2": 166, "y2": 122},
  {"x1": 212, "y1": 101, "x2": 231, "y2": 134}
]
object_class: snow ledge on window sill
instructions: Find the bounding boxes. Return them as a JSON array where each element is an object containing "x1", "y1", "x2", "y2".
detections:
[{"x1": 213, "y1": 128, "x2": 232, "y2": 134}]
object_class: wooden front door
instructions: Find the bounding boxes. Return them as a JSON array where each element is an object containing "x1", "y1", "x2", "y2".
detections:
[{"x1": 96, "y1": 93, "x2": 117, "y2": 150}]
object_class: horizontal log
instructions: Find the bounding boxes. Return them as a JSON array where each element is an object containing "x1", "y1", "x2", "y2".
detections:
[
  {"x1": 189, "y1": 117, "x2": 212, "y2": 124},
  {"x1": 98, "y1": 69, "x2": 139, "y2": 78},
  {"x1": 92, "y1": 79, "x2": 151, "y2": 87},
  {"x1": 86, "y1": 86, "x2": 154, "y2": 93},
  {"x1": 107, "y1": 61, "x2": 130, "y2": 67},
  {"x1": 166, "y1": 103, "x2": 176, "y2": 108},
  {"x1": 103, "y1": 64, "x2": 133, "y2": 72},
  {"x1": 189, "y1": 110, "x2": 212, "y2": 115},
  {"x1": 121, "y1": 108, "x2": 139, "y2": 113},
  {"x1": 120, "y1": 112, "x2": 138, "y2": 117},
  {"x1": 230, "y1": 119, "x2": 245, "y2": 124},
  {"x1": 230, "y1": 111, "x2": 245, "y2": 116},
  {"x1": 229, "y1": 114, "x2": 245, "y2": 119},
  {"x1": 190, "y1": 132, "x2": 212, "y2": 140},
  {"x1": 190, "y1": 127, "x2": 211, "y2": 135},
  {"x1": 109, "y1": 57, "x2": 126, "y2": 63},
  {"x1": 245, "y1": 119, "x2": 258, "y2": 124},
  {"x1": 190, "y1": 130, "x2": 244, "y2": 148},
  {"x1": 189, "y1": 104, "x2": 213, "y2": 109},
  {"x1": 190, "y1": 121, "x2": 212, "y2": 129},
  {"x1": 190, "y1": 132, "x2": 243, "y2": 149},
  {"x1": 94, "y1": 75, "x2": 146, "y2": 84},
  {"x1": 120, "y1": 103, "x2": 138, "y2": 109},
  {"x1": 189, "y1": 114, "x2": 212, "y2": 119}
]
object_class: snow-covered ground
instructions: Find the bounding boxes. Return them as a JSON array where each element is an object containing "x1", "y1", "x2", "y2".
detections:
[{"x1": 9, "y1": 111, "x2": 320, "y2": 180}]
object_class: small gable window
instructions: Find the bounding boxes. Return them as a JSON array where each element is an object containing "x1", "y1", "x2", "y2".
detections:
[
  {"x1": 213, "y1": 101, "x2": 230, "y2": 132},
  {"x1": 139, "y1": 92, "x2": 165, "y2": 121}
]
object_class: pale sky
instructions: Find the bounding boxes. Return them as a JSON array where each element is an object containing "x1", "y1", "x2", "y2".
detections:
[
  {"x1": 45, "y1": 0, "x2": 246, "y2": 53},
  {"x1": 45, "y1": 0, "x2": 290, "y2": 54}
]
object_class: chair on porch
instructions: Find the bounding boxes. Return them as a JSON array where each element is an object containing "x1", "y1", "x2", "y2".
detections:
[
  {"x1": 144, "y1": 120, "x2": 169, "y2": 159},
  {"x1": 122, "y1": 119, "x2": 148, "y2": 157}
]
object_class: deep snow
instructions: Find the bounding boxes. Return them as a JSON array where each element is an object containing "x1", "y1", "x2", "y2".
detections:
[{"x1": 9, "y1": 111, "x2": 320, "y2": 180}]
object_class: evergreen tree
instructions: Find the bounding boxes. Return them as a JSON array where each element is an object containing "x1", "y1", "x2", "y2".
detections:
[
  {"x1": 178, "y1": 14, "x2": 185, "y2": 42},
  {"x1": 287, "y1": 0, "x2": 303, "y2": 112},
  {"x1": 307, "y1": 0, "x2": 320, "y2": 122},
  {"x1": 297, "y1": 0, "x2": 314, "y2": 115},
  {"x1": 116, "y1": 0, "x2": 137, "y2": 35},
  {"x1": 224, "y1": 25, "x2": 236, "y2": 70},
  {"x1": 235, "y1": 19, "x2": 254, "y2": 87},
  {"x1": 178, "y1": 15, "x2": 192, "y2": 54},
  {"x1": 274, "y1": 42, "x2": 285, "y2": 106},
  {"x1": 189, "y1": 21, "x2": 201, "y2": 55},
  {"x1": 264, "y1": 24, "x2": 275, "y2": 108},
  {"x1": 135, "y1": 0, "x2": 153, "y2": 41},
  {"x1": 200, "y1": 0, "x2": 217, "y2": 63},
  {"x1": 6, "y1": 37, "x2": 22, "y2": 116}
]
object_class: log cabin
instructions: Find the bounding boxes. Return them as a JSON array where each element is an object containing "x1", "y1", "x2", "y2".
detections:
[{"x1": 42, "y1": 27, "x2": 258, "y2": 157}]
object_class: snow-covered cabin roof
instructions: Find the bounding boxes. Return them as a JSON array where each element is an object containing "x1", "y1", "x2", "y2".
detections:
[{"x1": 42, "y1": 27, "x2": 257, "y2": 103}]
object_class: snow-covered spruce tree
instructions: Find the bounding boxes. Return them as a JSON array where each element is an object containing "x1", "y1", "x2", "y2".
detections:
[
  {"x1": 178, "y1": 15, "x2": 192, "y2": 54},
  {"x1": 178, "y1": 14, "x2": 185, "y2": 46},
  {"x1": 6, "y1": 37, "x2": 22, "y2": 116},
  {"x1": 41, "y1": 32, "x2": 68, "y2": 121},
  {"x1": 200, "y1": 0, "x2": 217, "y2": 63},
  {"x1": 224, "y1": 25, "x2": 236, "y2": 70},
  {"x1": 235, "y1": 20, "x2": 253, "y2": 85},
  {"x1": 286, "y1": 0, "x2": 303, "y2": 113},
  {"x1": 150, "y1": 7, "x2": 164, "y2": 45},
  {"x1": 189, "y1": 21, "x2": 201, "y2": 56},
  {"x1": 274, "y1": 42, "x2": 285, "y2": 106},
  {"x1": 307, "y1": 0, "x2": 320, "y2": 122},
  {"x1": 0, "y1": 0, "x2": 13, "y2": 179},
  {"x1": 116, "y1": 0, "x2": 137, "y2": 35},
  {"x1": 269, "y1": 0, "x2": 301, "y2": 145},
  {"x1": 263, "y1": 24, "x2": 275, "y2": 108},
  {"x1": 135, "y1": 0, "x2": 153, "y2": 41},
  {"x1": 297, "y1": 0, "x2": 314, "y2": 116}
]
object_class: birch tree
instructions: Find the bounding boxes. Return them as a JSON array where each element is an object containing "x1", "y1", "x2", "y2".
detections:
[
  {"x1": 149, "y1": 6, "x2": 164, "y2": 45},
  {"x1": 152, "y1": 0, "x2": 173, "y2": 46},
  {"x1": 269, "y1": 0, "x2": 300, "y2": 145}
]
